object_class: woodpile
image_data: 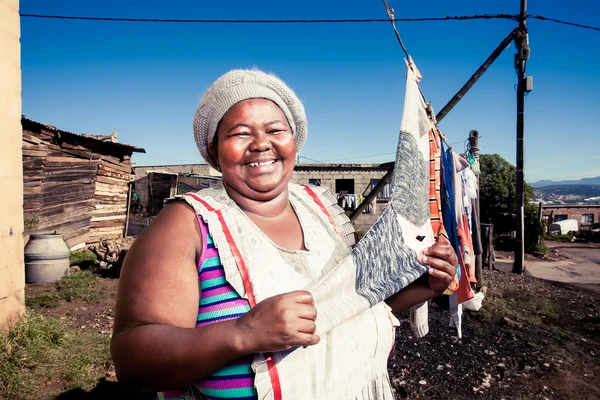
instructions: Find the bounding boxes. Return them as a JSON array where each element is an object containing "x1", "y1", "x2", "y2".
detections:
[{"x1": 22, "y1": 118, "x2": 145, "y2": 249}]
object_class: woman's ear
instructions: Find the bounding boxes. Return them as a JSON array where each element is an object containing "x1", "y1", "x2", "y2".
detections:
[{"x1": 208, "y1": 142, "x2": 218, "y2": 166}]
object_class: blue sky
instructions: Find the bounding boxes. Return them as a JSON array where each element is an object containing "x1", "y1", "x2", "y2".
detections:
[{"x1": 20, "y1": 0, "x2": 600, "y2": 183}]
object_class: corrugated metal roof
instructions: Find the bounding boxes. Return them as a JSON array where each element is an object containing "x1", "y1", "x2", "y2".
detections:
[{"x1": 22, "y1": 117, "x2": 146, "y2": 155}]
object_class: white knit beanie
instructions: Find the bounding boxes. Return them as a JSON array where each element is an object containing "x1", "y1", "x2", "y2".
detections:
[{"x1": 193, "y1": 69, "x2": 307, "y2": 169}]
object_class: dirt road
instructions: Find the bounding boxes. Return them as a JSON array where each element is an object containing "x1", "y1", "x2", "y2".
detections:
[{"x1": 497, "y1": 241, "x2": 600, "y2": 292}]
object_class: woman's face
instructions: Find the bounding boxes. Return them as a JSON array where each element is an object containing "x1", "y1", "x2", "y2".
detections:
[{"x1": 209, "y1": 98, "x2": 297, "y2": 201}]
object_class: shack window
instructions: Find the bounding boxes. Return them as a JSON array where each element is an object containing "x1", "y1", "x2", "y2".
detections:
[
  {"x1": 554, "y1": 214, "x2": 568, "y2": 222},
  {"x1": 581, "y1": 214, "x2": 594, "y2": 224},
  {"x1": 308, "y1": 178, "x2": 321, "y2": 186},
  {"x1": 335, "y1": 179, "x2": 354, "y2": 195}
]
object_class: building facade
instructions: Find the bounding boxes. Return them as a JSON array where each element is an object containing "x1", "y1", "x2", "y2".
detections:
[
  {"x1": 541, "y1": 204, "x2": 600, "y2": 230},
  {"x1": 133, "y1": 163, "x2": 393, "y2": 232},
  {"x1": 0, "y1": 0, "x2": 24, "y2": 327},
  {"x1": 290, "y1": 163, "x2": 392, "y2": 232}
]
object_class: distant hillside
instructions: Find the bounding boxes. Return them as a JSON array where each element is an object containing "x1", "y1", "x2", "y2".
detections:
[
  {"x1": 532, "y1": 176, "x2": 600, "y2": 187},
  {"x1": 534, "y1": 184, "x2": 600, "y2": 203}
]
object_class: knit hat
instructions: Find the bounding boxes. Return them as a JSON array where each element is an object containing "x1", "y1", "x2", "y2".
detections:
[{"x1": 193, "y1": 69, "x2": 308, "y2": 169}]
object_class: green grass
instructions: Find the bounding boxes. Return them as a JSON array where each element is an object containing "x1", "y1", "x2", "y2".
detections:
[
  {"x1": 27, "y1": 270, "x2": 103, "y2": 309},
  {"x1": 0, "y1": 312, "x2": 112, "y2": 400},
  {"x1": 479, "y1": 284, "x2": 558, "y2": 325},
  {"x1": 545, "y1": 234, "x2": 575, "y2": 242},
  {"x1": 69, "y1": 250, "x2": 98, "y2": 267}
]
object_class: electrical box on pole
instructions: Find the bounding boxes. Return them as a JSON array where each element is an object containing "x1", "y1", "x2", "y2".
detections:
[{"x1": 525, "y1": 76, "x2": 533, "y2": 92}]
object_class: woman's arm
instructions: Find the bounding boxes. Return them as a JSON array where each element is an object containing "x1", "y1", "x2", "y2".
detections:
[
  {"x1": 110, "y1": 202, "x2": 248, "y2": 390},
  {"x1": 385, "y1": 242, "x2": 458, "y2": 313},
  {"x1": 384, "y1": 274, "x2": 437, "y2": 313},
  {"x1": 111, "y1": 202, "x2": 319, "y2": 391}
]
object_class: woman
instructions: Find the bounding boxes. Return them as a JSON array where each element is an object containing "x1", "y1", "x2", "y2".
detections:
[{"x1": 111, "y1": 69, "x2": 457, "y2": 399}]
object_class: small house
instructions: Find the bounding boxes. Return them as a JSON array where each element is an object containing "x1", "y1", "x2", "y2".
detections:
[{"x1": 21, "y1": 118, "x2": 145, "y2": 249}]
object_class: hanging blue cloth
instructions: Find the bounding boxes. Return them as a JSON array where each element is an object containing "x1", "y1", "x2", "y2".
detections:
[{"x1": 441, "y1": 141, "x2": 461, "y2": 281}]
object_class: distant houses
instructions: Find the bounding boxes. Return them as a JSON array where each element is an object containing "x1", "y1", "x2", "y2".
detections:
[
  {"x1": 132, "y1": 162, "x2": 393, "y2": 232},
  {"x1": 541, "y1": 204, "x2": 600, "y2": 230}
]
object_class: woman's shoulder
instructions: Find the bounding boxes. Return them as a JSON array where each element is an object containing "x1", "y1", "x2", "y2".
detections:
[{"x1": 135, "y1": 200, "x2": 202, "y2": 258}]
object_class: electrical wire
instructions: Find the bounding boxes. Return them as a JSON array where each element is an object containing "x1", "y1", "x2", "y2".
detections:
[
  {"x1": 18, "y1": 13, "x2": 600, "y2": 32},
  {"x1": 528, "y1": 15, "x2": 600, "y2": 32},
  {"x1": 320, "y1": 152, "x2": 396, "y2": 162},
  {"x1": 19, "y1": 13, "x2": 519, "y2": 24},
  {"x1": 298, "y1": 156, "x2": 325, "y2": 164}
]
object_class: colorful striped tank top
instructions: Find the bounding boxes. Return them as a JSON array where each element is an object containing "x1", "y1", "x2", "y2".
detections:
[{"x1": 158, "y1": 216, "x2": 258, "y2": 400}]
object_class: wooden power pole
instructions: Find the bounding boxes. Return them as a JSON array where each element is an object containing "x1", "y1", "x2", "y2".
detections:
[
  {"x1": 513, "y1": 0, "x2": 531, "y2": 274},
  {"x1": 469, "y1": 130, "x2": 483, "y2": 284}
]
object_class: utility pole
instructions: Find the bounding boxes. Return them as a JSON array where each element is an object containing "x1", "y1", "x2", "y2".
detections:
[{"x1": 513, "y1": 0, "x2": 531, "y2": 274}]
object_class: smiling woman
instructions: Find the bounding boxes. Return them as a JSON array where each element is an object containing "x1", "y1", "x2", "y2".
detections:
[
  {"x1": 110, "y1": 68, "x2": 457, "y2": 400},
  {"x1": 210, "y1": 99, "x2": 297, "y2": 200}
]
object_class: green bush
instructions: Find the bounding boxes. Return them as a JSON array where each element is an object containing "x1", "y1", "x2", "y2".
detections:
[{"x1": 546, "y1": 234, "x2": 574, "y2": 242}]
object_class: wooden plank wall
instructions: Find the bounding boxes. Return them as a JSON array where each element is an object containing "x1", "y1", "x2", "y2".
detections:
[
  {"x1": 176, "y1": 175, "x2": 220, "y2": 194},
  {"x1": 23, "y1": 129, "x2": 98, "y2": 248},
  {"x1": 89, "y1": 155, "x2": 131, "y2": 242},
  {"x1": 147, "y1": 173, "x2": 177, "y2": 216}
]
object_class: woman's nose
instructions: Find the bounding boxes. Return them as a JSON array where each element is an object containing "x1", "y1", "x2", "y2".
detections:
[{"x1": 249, "y1": 131, "x2": 271, "y2": 152}]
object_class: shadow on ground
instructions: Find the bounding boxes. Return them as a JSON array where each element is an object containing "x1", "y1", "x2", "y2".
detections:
[{"x1": 55, "y1": 378, "x2": 155, "y2": 400}]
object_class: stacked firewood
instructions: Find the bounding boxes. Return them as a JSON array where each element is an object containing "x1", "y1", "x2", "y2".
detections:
[{"x1": 88, "y1": 240, "x2": 128, "y2": 276}]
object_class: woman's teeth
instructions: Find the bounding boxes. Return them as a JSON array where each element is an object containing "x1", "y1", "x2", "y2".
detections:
[{"x1": 248, "y1": 160, "x2": 275, "y2": 167}]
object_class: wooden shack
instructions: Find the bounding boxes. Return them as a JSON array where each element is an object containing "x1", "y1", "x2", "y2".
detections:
[
  {"x1": 132, "y1": 171, "x2": 220, "y2": 216},
  {"x1": 21, "y1": 118, "x2": 145, "y2": 248}
]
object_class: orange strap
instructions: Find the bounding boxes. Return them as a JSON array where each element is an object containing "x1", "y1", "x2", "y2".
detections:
[{"x1": 303, "y1": 186, "x2": 345, "y2": 242}]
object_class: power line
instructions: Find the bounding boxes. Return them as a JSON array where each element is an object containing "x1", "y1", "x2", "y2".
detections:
[
  {"x1": 298, "y1": 156, "x2": 325, "y2": 164},
  {"x1": 529, "y1": 15, "x2": 600, "y2": 32},
  {"x1": 321, "y1": 152, "x2": 396, "y2": 162},
  {"x1": 19, "y1": 13, "x2": 518, "y2": 24},
  {"x1": 19, "y1": 13, "x2": 600, "y2": 31}
]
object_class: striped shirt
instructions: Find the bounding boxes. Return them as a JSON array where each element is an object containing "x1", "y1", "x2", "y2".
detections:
[{"x1": 158, "y1": 217, "x2": 257, "y2": 400}]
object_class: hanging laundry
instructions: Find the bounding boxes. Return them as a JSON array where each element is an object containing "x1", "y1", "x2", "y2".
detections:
[
  {"x1": 337, "y1": 193, "x2": 358, "y2": 210},
  {"x1": 441, "y1": 141, "x2": 462, "y2": 284},
  {"x1": 453, "y1": 153, "x2": 477, "y2": 300},
  {"x1": 429, "y1": 126, "x2": 459, "y2": 293},
  {"x1": 448, "y1": 292, "x2": 463, "y2": 339}
]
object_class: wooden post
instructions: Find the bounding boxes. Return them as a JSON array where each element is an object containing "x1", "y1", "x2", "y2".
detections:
[
  {"x1": 489, "y1": 223, "x2": 495, "y2": 270},
  {"x1": 469, "y1": 130, "x2": 483, "y2": 284},
  {"x1": 124, "y1": 181, "x2": 132, "y2": 237},
  {"x1": 537, "y1": 201, "x2": 543, "y2": 245},
  {"x1": 481, "y1": 223, "x2": 496, "y2": 271},
  {"x1": 513, "y1": 0, "x2": 529, "y2": 274},
  {"x1": 349, "y1": 171, "x2": 392, "y2": 222}
]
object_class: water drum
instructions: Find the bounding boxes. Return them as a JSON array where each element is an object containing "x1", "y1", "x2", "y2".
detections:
[{"x1": 24, "y1": 234, "x2": 70, "y2": 283}]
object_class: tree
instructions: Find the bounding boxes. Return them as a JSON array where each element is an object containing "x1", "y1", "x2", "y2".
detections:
[{"x1": 479, "y1": 153, "x2": 541, "y2": 253}]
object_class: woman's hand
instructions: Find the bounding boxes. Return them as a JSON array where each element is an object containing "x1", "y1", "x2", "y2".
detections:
[
  {"x1": 421, "y1": 242, "x2": 458, "y2": 294},
  {"x1": 234, "y1": 290, "x2": 319, "y2": 354}
]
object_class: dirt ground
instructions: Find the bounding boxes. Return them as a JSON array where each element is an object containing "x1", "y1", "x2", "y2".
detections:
[
  {"x1": 390, "y1": 269, "x2": 600, "y2": 399},
  {"x1": 23, "y1": 253, "x2": 600, "y2": 399}
]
